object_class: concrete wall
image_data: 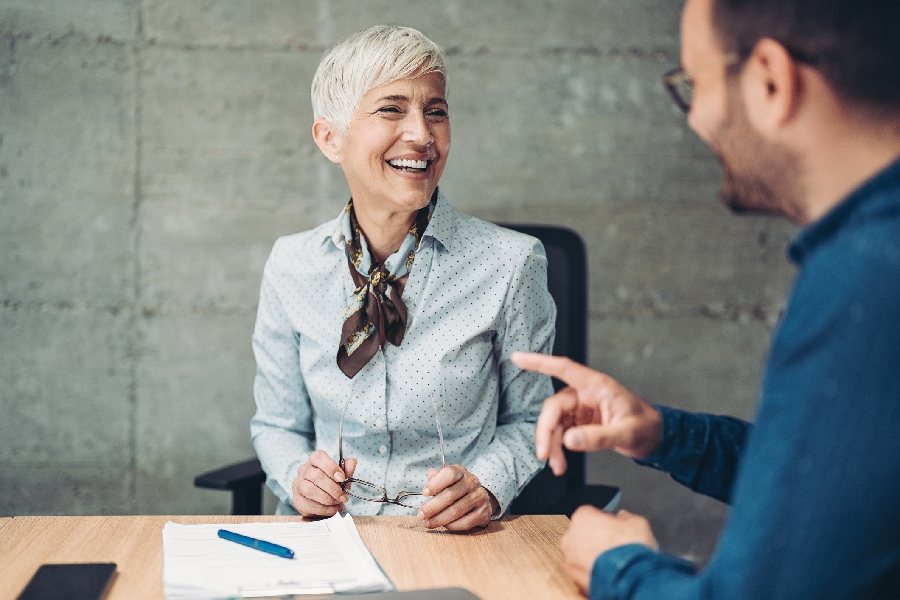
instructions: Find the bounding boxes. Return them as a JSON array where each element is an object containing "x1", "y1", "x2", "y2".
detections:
[{"x1": 0, "y1": 0, "x2": 797, "y2": 564}]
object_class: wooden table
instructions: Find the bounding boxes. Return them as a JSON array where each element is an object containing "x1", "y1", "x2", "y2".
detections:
[{"x1": 0, "y1": 515, "x2": 583, "y2": 600}]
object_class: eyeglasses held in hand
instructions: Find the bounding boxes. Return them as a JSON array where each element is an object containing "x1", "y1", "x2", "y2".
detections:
[{"x1": 337, "y1": 385, "x2": 446, "y2": 509}]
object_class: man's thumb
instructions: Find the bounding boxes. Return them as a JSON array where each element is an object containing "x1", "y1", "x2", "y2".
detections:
[{"x1": 563, "y1": 424, "x2": 622, "y2": 452}]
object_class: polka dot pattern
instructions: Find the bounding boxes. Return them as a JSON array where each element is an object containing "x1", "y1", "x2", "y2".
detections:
[{"x1": 250, "y1": 192, "x2": 556, "y2": 516}]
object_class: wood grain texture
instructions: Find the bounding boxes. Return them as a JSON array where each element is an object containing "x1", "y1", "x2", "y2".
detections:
[
  {"x1": 0, "y1": 515, "x2": 584, "y2": 600},
  {"x1": 357, "y1": 516, "x2": 583, "y2": 600}
]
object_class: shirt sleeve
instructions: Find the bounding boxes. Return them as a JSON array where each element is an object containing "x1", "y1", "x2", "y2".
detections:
[
  {"x1": 635, "y1": 406, "x2": 751, "y2": 504},
  {"x1": 467, "y1": 239, "x2": 556, "y2": 515},
  {"x1": 249, "y1": 242, "x2": 316, "y2": 507},
  {"x1": 589, "y1": 240, "x2": 900, "y2": 599}
]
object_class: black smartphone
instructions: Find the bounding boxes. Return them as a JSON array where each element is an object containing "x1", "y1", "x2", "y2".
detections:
[{"x1": 17, "y1": 563, "x2": 117, "y2": 600}]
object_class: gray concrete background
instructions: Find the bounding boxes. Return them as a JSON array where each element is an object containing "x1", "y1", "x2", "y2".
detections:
[{"x1": 0, "y1": 0, "x2": 797, "y2": 564}]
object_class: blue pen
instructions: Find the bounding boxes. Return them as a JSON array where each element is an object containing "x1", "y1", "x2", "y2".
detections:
[{"x1": 217, "y1": 529, "x2": 295, "y2": 559}]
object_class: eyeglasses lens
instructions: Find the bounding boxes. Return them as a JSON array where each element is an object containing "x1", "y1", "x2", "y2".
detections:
[
  {"x1": 346, "y1": 480, "x2": 386, "y2": 501},
  {"x1": 675, "y1": 78, "x2": 694, "y2": 111}
]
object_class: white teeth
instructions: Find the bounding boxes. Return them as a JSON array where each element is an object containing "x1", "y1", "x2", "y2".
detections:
[{"x1": 388, "y1": 159, "x2": 428, "y2": 169}]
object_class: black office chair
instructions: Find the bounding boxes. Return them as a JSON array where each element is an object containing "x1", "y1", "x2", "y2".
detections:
[
  {"x1": 195, "y1": 224, "x2": 619, "y2": 516},
  {"x1": 500, "y1": 225, "x2": 619, "y2": 515}
]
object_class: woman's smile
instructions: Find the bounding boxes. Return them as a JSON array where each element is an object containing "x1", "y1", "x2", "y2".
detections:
[{"x1": 386, "y1": 158, "x2": 431, "y2": 173}]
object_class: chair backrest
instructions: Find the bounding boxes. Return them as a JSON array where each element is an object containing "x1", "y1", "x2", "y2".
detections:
[{"x1": 497, "y1": 224, "x2": 589, "y2": 514}]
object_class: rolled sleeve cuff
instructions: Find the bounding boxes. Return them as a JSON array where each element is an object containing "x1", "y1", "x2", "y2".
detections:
[
  {"x1": 468, "y1": 460, "x2": 518, "y2": 517},
  {"x1": 633, "y1": 404, "x2": 683, "y2": 468},
  {"x1": 590, "y1": 544, "x2": 695, "y2": 600}
]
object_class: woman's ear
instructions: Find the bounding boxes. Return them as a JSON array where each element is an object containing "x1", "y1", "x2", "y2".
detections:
[{"x1": 312, "y1": 118, "x2": 344, "y2": 163}]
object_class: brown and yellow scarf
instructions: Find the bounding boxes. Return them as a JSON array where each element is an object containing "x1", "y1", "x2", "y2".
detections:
[{"x1": 336, "y1": 195, "x2": 435, "y2": 378}]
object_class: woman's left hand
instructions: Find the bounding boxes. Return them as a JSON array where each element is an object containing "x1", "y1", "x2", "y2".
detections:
[{"x1": 417, "y1": 465, "x2": 499, "y2": 530}]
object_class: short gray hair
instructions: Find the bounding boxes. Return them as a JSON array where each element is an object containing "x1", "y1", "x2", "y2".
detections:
[{"x1": 311, "y1": 25, "x2": 447, "y2": 136}]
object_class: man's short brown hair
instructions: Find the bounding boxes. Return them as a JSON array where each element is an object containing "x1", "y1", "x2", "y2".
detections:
[{"x1": 712, "y1": 0, "x2": 900, "y2": 112}]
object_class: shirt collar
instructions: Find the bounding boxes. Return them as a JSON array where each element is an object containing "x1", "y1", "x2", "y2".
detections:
[
  {"x1": 325, "y1": 188, "x2": 457, "y2": 252},
  {"x1": 422, "y1": 189, "x2": 456, "y2": 252},
  {"x1": 329, "y1": 204, "x2": 350, "y2": 250},
  {"x1": 789, "y1": 154, "x2": 900, "y2": 264}
]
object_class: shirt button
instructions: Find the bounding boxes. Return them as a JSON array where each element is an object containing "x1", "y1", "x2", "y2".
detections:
[
  {"x1": 375, "y1": 418, "x2": 384, "y2": 428},
  {"x1": 379, "y1": 445, "x2": 388, "y2": 454}
]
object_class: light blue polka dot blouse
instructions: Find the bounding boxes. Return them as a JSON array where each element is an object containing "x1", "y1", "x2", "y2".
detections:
[{"x1": 250, "y1": 191, "x2": 556, "y2": 516}]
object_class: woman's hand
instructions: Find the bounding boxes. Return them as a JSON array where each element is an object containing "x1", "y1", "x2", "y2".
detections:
[
  {"x1": 417, "y1": 465, "x2": 499, "y2": 531},
  {"x1": 291, "y1": 450, "x2": 357, "y2": 517}
]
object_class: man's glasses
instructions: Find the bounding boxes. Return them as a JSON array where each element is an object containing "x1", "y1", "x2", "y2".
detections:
[
  {"x1": 664, "y1": 47, "x2": 819, "y2": 113},
  {"x1": 337, "y1": 387, "x2": 446, "y2": 509},
  {"x1": 663, "y1": 52, "x2": 740, "y2": 112}
]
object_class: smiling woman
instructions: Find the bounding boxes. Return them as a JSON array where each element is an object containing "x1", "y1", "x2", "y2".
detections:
[
  {"x1": 314, "y1": 71, "x2": 450, "y2": 245},
  {"x1": 249, "y1": 25, "x2": 557, "y2": 532}
]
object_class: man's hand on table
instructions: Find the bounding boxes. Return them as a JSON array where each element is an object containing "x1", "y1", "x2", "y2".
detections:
[
  {"x1": 562, "y1": 506, "x2": 659, "y2": 593},
  {"x1": 417, "y1": 465, "x2": 499, "y2": 531}
]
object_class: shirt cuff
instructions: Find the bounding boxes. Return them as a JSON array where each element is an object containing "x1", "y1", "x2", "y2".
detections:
[
  {"x1": 483, "y1": 486, "x2": 503, "y2": 520},
  {"x1": 590, "y1": 544, "x2": 695, "y2": 600},
  {"x1": 467, "y1": 460, "x2": 518, "y2": 516},
  {"x1": 633, "y1": 404, "x2": 684, "y2": 469}
]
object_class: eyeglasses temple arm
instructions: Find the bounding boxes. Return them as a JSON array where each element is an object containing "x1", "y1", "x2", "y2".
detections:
[
  {"x1": 338, "y1": 381, "x2": 361, "y2": 470},
  {"x1": 431, "y1": 392, "x2": 446, "y2": 469}
]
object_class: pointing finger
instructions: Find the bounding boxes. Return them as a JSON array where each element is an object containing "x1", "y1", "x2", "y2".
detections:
[
  {"x1": 512, "y1": 352, "x2": 594, "y2": 389},
  {"x1": 547, "y1": 421, "x2": 567, "y2": 475},
  {"x1": 535, "y1": 387, "x2": 579, "y2": 459}
]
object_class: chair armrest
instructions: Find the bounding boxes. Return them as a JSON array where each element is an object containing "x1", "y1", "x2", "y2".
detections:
[
  {"x1": 194, "y1": 458, "x2": 265, "y2": 490},
  {"x1": 553, "y1": 484, "x2": 621, "y2": 518},
  {"x1": 194, "y1": 458, "x2": 266, "y2": 515}
]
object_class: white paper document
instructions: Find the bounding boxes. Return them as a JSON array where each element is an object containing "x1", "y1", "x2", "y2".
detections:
[{"x1": 162, "y1": 514, "x2": 393, "y2": 599}]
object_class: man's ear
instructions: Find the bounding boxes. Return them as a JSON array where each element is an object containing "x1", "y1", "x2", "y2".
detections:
[
  {"x1": 741, "y1": 38, "x2": 803, "y2": 133},
  {"x1": 312, "y1": 118, "x2": 344, "y2": 163}
]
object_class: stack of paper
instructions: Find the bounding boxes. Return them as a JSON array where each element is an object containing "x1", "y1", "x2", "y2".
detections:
[{"x1": 162, "y1": 514, "x2": 393, "y2": 599}]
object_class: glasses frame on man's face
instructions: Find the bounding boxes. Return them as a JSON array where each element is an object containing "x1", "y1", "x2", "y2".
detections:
[
  {"x1": 337, "y1": 386, "x2": 446, "y2": 510},
  {"x1": 663, "y1": 52, "x2": 741, "y2": 113}
]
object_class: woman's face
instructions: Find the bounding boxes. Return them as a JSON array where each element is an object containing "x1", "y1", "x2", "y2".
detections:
[{"x1": 336, "y1": 71, "x2": 450, "y2": 217}]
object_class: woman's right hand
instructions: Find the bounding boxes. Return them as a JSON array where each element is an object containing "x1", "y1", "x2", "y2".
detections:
[{"x1": 291, "y1": 450, "x2": 357, "y2": 517}]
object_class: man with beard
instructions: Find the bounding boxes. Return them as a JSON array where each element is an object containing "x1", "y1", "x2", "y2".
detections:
[{"x1": 512, "y1": 0, "x2": 900, "y2": 597}]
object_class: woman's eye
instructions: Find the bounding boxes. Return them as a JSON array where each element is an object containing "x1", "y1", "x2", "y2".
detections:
[
  {"x1": 377, "y1": 106, "x2": 403, "y2": 115},
  {"x1": 426, "y1": 108, "x2": 448, "y2": 119}
]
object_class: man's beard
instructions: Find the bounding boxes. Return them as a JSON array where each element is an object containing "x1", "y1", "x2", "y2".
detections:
[{"x1": 710, "y1": 84, "x2": 805, "y2": 221}]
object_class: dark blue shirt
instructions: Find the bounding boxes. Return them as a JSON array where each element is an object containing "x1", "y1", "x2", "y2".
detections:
[{"x1": 590, "y1": 157, "x2": 900, "y2": 599}]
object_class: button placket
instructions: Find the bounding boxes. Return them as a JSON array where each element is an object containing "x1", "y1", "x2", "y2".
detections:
[
  {"x1": 373, "y1": 350, "x2": 390, "y2": 486},
  {"x1": 401, "y1": 238, "x2": 433, "y2": 330}
]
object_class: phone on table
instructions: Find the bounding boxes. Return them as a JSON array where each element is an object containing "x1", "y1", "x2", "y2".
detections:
[{"x1": 17, "y1": 563, "x2": 116, "y2": 600}]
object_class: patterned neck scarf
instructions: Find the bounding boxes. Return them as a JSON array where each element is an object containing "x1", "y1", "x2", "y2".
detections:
[{"x1": 336, "y1": 193, "x2": 436, "y2": 378}]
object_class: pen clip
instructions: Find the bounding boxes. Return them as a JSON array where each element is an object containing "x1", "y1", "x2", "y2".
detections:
[{"x1": 238, "y1": 581, "x2": 335, "y2": 597}]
